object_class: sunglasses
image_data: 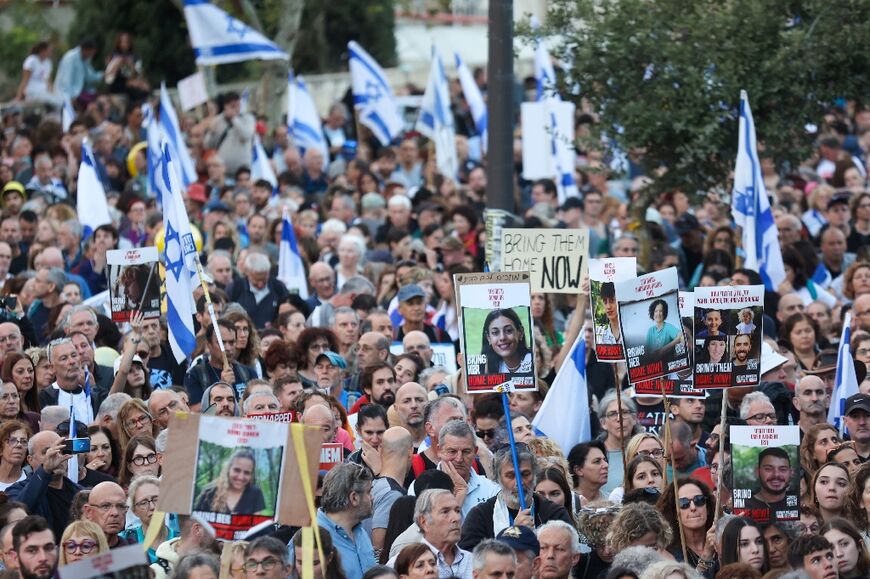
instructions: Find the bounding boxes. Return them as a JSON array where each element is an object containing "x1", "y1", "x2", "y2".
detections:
[
  {"x1": 476, "y1": 429, "x2": 497, "y2": 439},
  {"x1": 678, "y1": 494, "x2": 707, "y2": 509}
]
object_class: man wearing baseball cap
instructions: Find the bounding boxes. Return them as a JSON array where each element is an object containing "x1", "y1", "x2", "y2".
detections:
[
  {"x1": 314, "y1": 351, "x2": 349, "y2": 405},
  {"x1": 495, "y1": 526, "x2": 539, "y2": 579},
  {"x1": 394, "y1": 284, "x2": 449, "y2": 343},
  {"x1": 844, "y1": 393, "x2": 870, "y2": 462}
]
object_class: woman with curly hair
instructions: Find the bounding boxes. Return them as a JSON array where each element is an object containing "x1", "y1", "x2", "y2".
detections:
[
  {"x1": 194, "y1": 447, "x2": 266, "y2": 514},
  {"x1": 800, "y1": 424, "x2": 841, "y2": 482},
  {"x1": 656, "y1": 479, "x2": 716, "y2": 569},
  {"x1": 222, "y1": 308, "x2": 261, "y2": 372},
  {"x1": 481, "y1": 308, "x2": 532, "y2": 375},
  {"x1": 576, "y1": 500, "x2": 620, "y2": 578},
  {"x1": 294, "y1": 328, "x2": 340, "y2": 389},
  {"x1": 2, "y1": 352, "x2": 39, "y2": 414},
  {"x1": 645, "y1": 299, "x2": 681, "y2": 353},
  {"x1": 606, "y1": 501, "x2": 672, "y2": 553}
]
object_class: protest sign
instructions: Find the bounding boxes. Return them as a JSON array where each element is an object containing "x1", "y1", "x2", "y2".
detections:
[
  {"x1": 589, "y1": 257, "x2": 636, "y2": 362},
  {"x1": 615, "y1": 267, "x2": 688, "y2": 385},
  {"x1": 390, "y1": 342, "x2": 458, "y2": 373},
  {"x1": 693, "y1": 285, "x2": 764, "y2": 388},
  {"x1": 158, "y1": 413, "x2": 321, "y2": 540},
  {"x1": 107, "y1": 248, "x2": 161, "y2": 322},
  {"x1": 455, "y1": 271, "x2": 536, "y2": 393},
  {"x1": 731, "y1": 425, "x2": 800, "y2": 523},
  {"x1": 501, "y1": 228, "x2": 589, "y2": 293},
  {"x1": 177, "y1": 71, "x2": 209, "y2": 111},
  {"x1": 320, "y1": 442, "x2": 344, "y2": 471},
  {"x1": 59, "y1": 543, "x2": 149, "y2": 579},
  {"x1": 248, "y1": 411, "x2": 296, "y2": 423}
]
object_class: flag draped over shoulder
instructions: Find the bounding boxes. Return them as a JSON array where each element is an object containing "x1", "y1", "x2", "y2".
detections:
[
  {"x1": 287, "y1": 73, "x2": 329, "y2": 169},
  {"x1": 348, "y1": 41, "x2": 404, "y2": 146},
  {"x1": 76, "y1": 139, "x2": 111, "y2": 239},
  {"x1": 157, "y1": 141, "x2": 198, "y2": 363},
  {"x1": 731, "y1": 90, "x2": 786, "y2": 291},
  {"x1": 532, "y1": 336, "x2": 591, "y2": 453},
  {"x1": 278, "y1": 208, "x2": 309, "y2": 300},
  {"x1": 416, "y1": 48, "x2": 458, "y2": 179},
  {"x1": 182, "y1": 0, "x2": 288, "y2": 66},
  {"x1": 829, "y1": 313, "x2": 859, "y2": 433}
]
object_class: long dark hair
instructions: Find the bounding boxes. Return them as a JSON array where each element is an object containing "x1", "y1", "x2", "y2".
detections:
[
  {"x1": 537, "y1": 466, "x2": 575, "y2": 524},
  {"x1": 87, "y1": 424, "x2": 120, "y2": 477},
  {"x1": 292, "y1": 526, "x2": 346, "y2": 579},
  {"x1": 2, "y1": 352, "x2": 39, "y2": 414},
  {"x1": 656, "y1": 478, "x2": 715, "y2": 552},
  {"x1": 720, "y1": 517, "x2": 769, "y2": 573},
  {"x1": 482, "y1": 308, "x2": 531, "y2": 374},
  {"x1": 820, "y1": 517, "x2": 870, "y2": 577}
]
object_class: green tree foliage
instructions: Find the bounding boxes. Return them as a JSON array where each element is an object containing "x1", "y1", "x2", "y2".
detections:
[
  {"x1": 537, "y1": 0, "x2": 870, "y2": 201},
  {"x1": 68, "y1": 0, "x2": 196, "y2": 86}
]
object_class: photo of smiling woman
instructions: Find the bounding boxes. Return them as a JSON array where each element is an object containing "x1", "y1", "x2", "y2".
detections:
[
  {"x1": 482, "y1": 308, "x2": 533, "y2": 375},
  {"x1": 194, "y1": 447, "x2": 267, "y2": 515}
]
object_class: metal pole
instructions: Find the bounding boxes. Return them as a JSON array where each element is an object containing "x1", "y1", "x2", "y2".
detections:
[{"x1": 486, "y1": 0, "x2": 514, "y2": 212}]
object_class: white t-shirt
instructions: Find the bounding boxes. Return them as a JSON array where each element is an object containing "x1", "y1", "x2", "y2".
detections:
[{"x1": 23, "y1": 54, "x2": 52, "y2": 95}]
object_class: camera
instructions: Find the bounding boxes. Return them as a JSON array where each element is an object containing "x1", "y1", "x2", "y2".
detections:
[{"x1": 62, "y1": 438, "x2": 91, "y2": 455}]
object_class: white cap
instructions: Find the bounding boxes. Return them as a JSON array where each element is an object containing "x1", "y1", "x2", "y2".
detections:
[
  {"x1": 113, "y1": 354, "x2": 145, "y2": 376},
  {"x1": 760, "y1": 342, "x2": 788, "y2": 376}
]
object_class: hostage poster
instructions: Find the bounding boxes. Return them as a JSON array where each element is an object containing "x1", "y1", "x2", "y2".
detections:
[
  {"x1": 731, "y1": 425, "x2": 800, "y2": 523},
  {"x1": 615, "y1": 267, "x2": 688, "y2": 385},
  {"x1": 455, "y1": 271, "x2": 537, "y2": 394},
  {"x1": 693, "y1": 285, "x2": 764, "y2": 388},
  {"x1": 589, "y1": 257, "x2": 636, "y2": 363},
  {"x1": 107, "y1": 247, "x2": 161, "y2": 322},
  {"x1": 158, "y1": 413, "x2": 321, "y2": 540}
]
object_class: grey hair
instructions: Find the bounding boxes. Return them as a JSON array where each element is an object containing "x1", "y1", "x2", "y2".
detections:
[
  {"x1": 739, "y1": 391, "x2": 772, "y2": 420},
  {"x1": 46, "y1": 337, "x2": 73, "y2": 363},
  {"x1": 62, "y1": 304, "x2": 98, "y2": 331},
  {"x1": 321, "y1": 218, "x2": 347, "y2": 235},
  {"x1": 438, "y1": 420, "x2": 475, "y2": 447},
  {"x1": 320, "y1": 463, "x2": 373, "y2": 514},
  {"x1": 388, "y1": 195, "x2": 412, "y2": 209},
  {"x1": 245, "y1": 252, "x2": 271, "y2": 273},
  {"x1": 423, "y1": 396, "x2": 466, "y2": 425},
  {"x1": 493, "y1": 443, "x2": 537, "y2": 486},
  {"x1": 610, "y1": 546, "x2": 666, "y2": 576},
  {"x1": 243, "y1": 392, "x2": 281, "y2": 414},
  {"x1": 175, "y1": 552, "x2": 220, "y2": 579},
  {"x1": 414, "y1": 488, "x2": 453, "y2": 524},
  {"x1": 155, "y1": 429, "x2": 168, "y2": 453},
  {"x1": 536, "y1": 520, "x2": 580, "y2": 555},
  {"x1": 42, "y1": 267, "x2": 67, "y2": 292},
  {"x1": 333, "y1": 306, "x2": 360, "y2": 325},
  {"x1": 246, "y1": 536, "x2": 289, "y2": 566},
  {"x1": 62, "y1": 219, "x2": 83, "y2": 239},
  {"x1": 339, "y1": 234, "x2": 366, "y2": 257},
  {"x1": 339, "y1": 275, "x2": 376, "y2": 296},
  {"x1": 596, "y1": 389, "x2": 638, "y2": 421},
  {"x1": 418, "y1": 366, "x2": 447, "y2": 387},
  {"x1": 472, "y1": 539, "x2": 516, "y2": 571},
  {"x1": 638, "y1": 560, "x2": 702, "y2": 579},
  {"x1": 127, "y1": 475, "x2": 160, "y2": 508},
  {"x1": 39, "y1": 406, "x2": 68, "y2": 434},
  {"x1": 207, "y1": 250, "x2": 232, "y2": 265},
  {"x1": 97, "y1": 392, "x2": 132, "y2": 421}
]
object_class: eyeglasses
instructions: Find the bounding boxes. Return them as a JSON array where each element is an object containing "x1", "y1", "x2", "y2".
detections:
[
  {"x1": 798, "y1": 523, "x2": 820, "y2": 534},
  {"x1": 63, "y1": 540, "x2": 97, "y2": 554},
  {"x1": 638, "y1": 448, "x2": 665, "y2": 459},
  {"x1": 476, "y1": 429, "x2": 497, "y2": 440},
  {"x1": 746, "y1": 412, "x2": 777, "y2": 423},
  {"x1": 5, "y1": 436, "x2": 26, "y2": 447},
  {"x1": 605, "y1": 410, "x2": 635, "y2": 420},
  {"x1": 678, "y1": 495, "x2": 707, "y2": 509},
  {"x1": 134, "y1": 496, "x2": 159, "y2": 509},
  {"x1": 157, "y1": 400, "x2": 181, "y2": 418},
  {"x1": 124, "y1": 414, "x2": 153, "y2": 430},
  {"x1": 89, "y1": 502, "x2": 128, "y2": 513},
  {"x1": 130, "y1": 453, "x2": 158, "y2": 466},
  {"x1": 244, "y1": 557, "x2": 280, "y2": 571}
]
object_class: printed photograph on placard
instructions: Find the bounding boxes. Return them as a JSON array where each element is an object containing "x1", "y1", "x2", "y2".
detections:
[
  {"x1": 693, "y1": 286, "x2": 764, "y2": 388},
  {"x1": 615, "y1": 268, "x2": 688, "y2": 384},
  {"x1": 455, "y1": 272, "x2": 536, "y2": 394},
  {"x1": 731, "y1": 425, "x2": 800, "y2": 523},
  {"x1": 589, "y1": 257, "x2": 636, "y2": 362},
  {"x1": 107, "y1": 247, "x2": 161, "y2": 322}
]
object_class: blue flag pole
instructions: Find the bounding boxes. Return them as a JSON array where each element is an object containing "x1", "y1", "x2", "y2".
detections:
[{"x1": 499, "y1": 389, "x2": 527, "y2": 517}]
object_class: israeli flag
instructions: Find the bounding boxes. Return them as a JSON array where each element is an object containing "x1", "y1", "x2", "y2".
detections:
[
  {"x1": 829, "y1": 313, "x2": 859, "y2": 435},
  {"x1": 61, "y1": 96, "x2": 75, "y2": 133},
  {"x1": 159, "y1": 84, "x2": 197, "y2": 188},
  {"x1": 454, "y1": 53, "x2": 487, "y2": 152},
  {"x1": 77, "y1": 138, "x2": 112, "y2": 240},
  {"x1": 277, "y1": 208, "x2": 309, "y2": 299},
  {"x1": 348, "y1": 41, "x2": 404, "y2": 146},
  {"x1": 251, "y1": 134, "x2": 277, "y2": 190},
  {"x1": 287, "y1": 72, "x2": 328, "y2": 169},
  {"x1": 142, "y1": 102, "x2": 161, "y2": 198},
  {"x1": 416, "y1": 47, "x2": 458, "y2": 179},
  {"x1": 532, "y1": 334, "x2": 591, "y2": 453},
  {"x1": 157, "y1": 140, "x2": 198, "y2": 363},
  {"x1": 731, "y1": 90, "x2": 786, "y2": 291},
  {"x1": 182, "y1": 0, "x2": 288, "y2": 66}
]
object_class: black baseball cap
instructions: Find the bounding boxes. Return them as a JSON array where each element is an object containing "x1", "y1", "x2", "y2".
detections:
[{"x1": 845, "y1": 393, "x2": 870, "y2": 416}]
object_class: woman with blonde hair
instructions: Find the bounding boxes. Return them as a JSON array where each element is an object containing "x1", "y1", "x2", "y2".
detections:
[
  {"x1": 194, "y1": 447, "x2": 266, "y2": 514},
  {"x1": 639, "y1": 560, "x2": 702, "y2": 579},
  {"x1": 219, "y1": 540, "x2": 248, "y2": 579},
  {"x1": 803, "y1": 184, "x2": 834, "y2": 238},
  {"x1": 59, "y1": 520, "x2": 109, "y2": 565},
  {"x1": 117, "y1": 398, "x2": 159, "y2": 454}
]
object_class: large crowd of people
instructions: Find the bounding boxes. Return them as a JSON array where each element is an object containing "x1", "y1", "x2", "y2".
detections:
[{"x1": 1, "y1": 31, "x2": 870, "y2": 579}]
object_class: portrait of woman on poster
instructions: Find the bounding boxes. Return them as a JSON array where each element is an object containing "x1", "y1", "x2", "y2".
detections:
[
  {"x1": 194, "y1": 447, "x2": 266, "y2": 514},
  {"x1": 596, "y1": 282, "x2": 622, "y2": 344},
  {"x1": 697, "y1": 335, "x2": 728, "y2": 365},
  {"x1": 482, "y1": 308, "x2": 533, "y2": 375},
  {"x1": 645, "y1": 298, "x2": 681, "y2": 354}
]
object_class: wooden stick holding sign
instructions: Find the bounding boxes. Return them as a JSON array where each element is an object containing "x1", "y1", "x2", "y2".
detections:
[
  {"x1": 659, "y1": 376, "x2": 688, "y2": 564},
  {"x1": 194, "y1": 259, "x2": 231, "y2": 373},
  {"x1": 611, "y1": 364, "x2": 628, "y2": 476}
]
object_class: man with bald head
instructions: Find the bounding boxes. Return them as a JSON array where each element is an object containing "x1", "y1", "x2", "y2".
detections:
[
  {"x1": 149, "y1": 390, "x2": 189, "y2": 430},
  {"x1": 420, "y1": 397, "x2": 467, "y2": 471},
  {"x1": 794, "y1": 375, "x2": 829, "y2": 433},
  {"x1": 395, "y1": 382, "x2": 428, "y2": 447},
  {"x1": 371, "y1": 427, "x2": 413, "y2": 551},
  {"x1": 855, "y1": 294, "x2": 870, "y2": 333},
  {"x1": 6, "y1": 431, "x2": 79, "y2": 539},
  {"x1": 776, "y1": 294, "x2": 805, "y2": 329},
  {"x1": 83, "y1": 482, "x2": 132, "y2": 548},
  {"x1": 302, "y1": 403, "x2": 338, "y2": 445},
  {"x1": 307, "y1": 262, "x2": 336, "y2": 309},
  {"x1": 0, "y1": 322, "x2": 23, "y2": 366},
  {"x1": 403, "y1": 331, "x2": 433, "y2": 367}
]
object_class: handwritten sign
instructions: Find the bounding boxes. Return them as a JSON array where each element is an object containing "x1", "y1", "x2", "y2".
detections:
[{"x1": 501, "y1": 228, "x2": 589, "y2": 293}]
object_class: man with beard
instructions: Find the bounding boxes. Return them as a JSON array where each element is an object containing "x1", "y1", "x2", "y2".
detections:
[
  {"x1": 742, "y1": 448, "x2": 795, "y2": 522},
  {"x1": 11, "y1": 516, "x2": 58, "y2": 579},
  {"x1": 395, "y1": 382, "x2": 429, "y2": 447},
  {"x1": 313, "y1": 351, "x2": 349, "y2": 404},
  {"x1": 732, "y1": 334, "x2": 754, "y2": 367},
  {"x1": 793, "y1": 375, "x2": 829, "y2": 434},
  {"x1": 200, "y1": 382, "x2": 238, "y2": 417},
  {"x1": 317, "y1": 464, "x2": 377, "y2": 579},
  {"x1": 358, "y1": 362, "x2": 397, "y2": 410},
  {"x1": 459, "y1": 445, "x2": 573, "y2": 551}
]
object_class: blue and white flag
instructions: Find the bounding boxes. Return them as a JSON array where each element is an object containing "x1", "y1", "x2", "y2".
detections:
[
  {"x1": 157, "y1": 141, "x2": 198, "y2": 363},
  {"x1": 454, "y1": 53, "x2": 487, "y2": 152},
  {"x1": 348, "y1": 41, "x2": 404, "y2": 146},
  {"x1": 287, "y1": 72, "x2": 328, "y2": 169},
  {"x1": 731, "y1": 90, "x2": 786, "y2": 291},
  {"x1": 77, "y1": 139, "x2": 112, "y2": 239},
  {"x1": 251, "y1": 134, "x2": 277, "y2": 190},
  {"x1": 61, "y1": 95, "x2": 75, "y2": 133},
  {"x1": 416, "y1": 47, "x2": 458, "y2": 178},
  {"x1": 182, "y1": 0, "x2": 288, "y2": 66},
  {"x1": 533, "y1": 24, "x2": 558, "y2": 100},
  {"x1": 142, "y1": 102, "x2": 161, "y2": 198},
  {"x1": 239, "y1": 86, "x2": 251, "y2": 114},
  {"x1": 159, "y1": 84, "x2": 197, "y2": 188},
  {"x1": 532, "y1": 335, "x2": 591, "y2": 453},
  {"x1": 277, "y1": 208, "x2": 309, "y2": 299},
  {"x1": 829, "y1": 313, "x2": 859, "y2": 435}
]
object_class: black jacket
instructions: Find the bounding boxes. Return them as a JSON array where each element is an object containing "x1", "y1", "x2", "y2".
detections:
[
  {"x1": 226, "y1": 277, "x2": 290, "y2": 329},
  {"x1": 458, "y1": 494, "x2": 574, "y2": 552}
]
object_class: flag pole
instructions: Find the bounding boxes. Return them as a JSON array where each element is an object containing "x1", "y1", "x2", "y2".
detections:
[
  {"x1": 714, "y1": 395, "x2": 728, "y2": 520},
  {"x1": 193, "y1": 259, "x2": 231, "y2": 372},
  {"x1": 497, "y1": 385, "x2": 527, "y2": 519},
  {"x1": 611, "y1": 364, "x2": 628, "y2": 475},
  {"x1": 660, "y1": 376, "x2": 688, "y2": 563}
]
